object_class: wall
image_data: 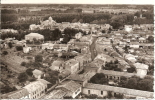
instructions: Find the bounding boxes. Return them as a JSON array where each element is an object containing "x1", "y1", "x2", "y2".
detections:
[
  {"x1": 71, "y1": 63, "x2": 79, "y2": 74},
  {"x1": 72, "y1": 87, "x2": 82, "y2": 98},
  {"x1": 82, "y1": 88, "x2": 108, "y2": 97}
]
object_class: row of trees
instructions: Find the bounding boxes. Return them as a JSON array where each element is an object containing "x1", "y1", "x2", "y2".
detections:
[
  {"x1": 89, "y1": 73, "x2": 109, "y2": 85},
  {"x1": 102, "y1": 60, "x2": 122, "y2": 72},
  {"x1": 119, "y1": 76, "x2": 153, "y2": 92}
]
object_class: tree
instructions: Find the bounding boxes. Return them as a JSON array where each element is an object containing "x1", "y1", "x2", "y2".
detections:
[
  {"x1": 119, "y1": 76, "x2": 127, "y2": 87},
  {"x1": 21, "y1": 62, "x2": 26, "y2": 66},
  {"x1": 35, "y1": 55, "x2": 43, "y2": 62},
  {"x1": 114, "y1": 68, "x2": 122, "y2": 72},
  {"x1": 18, "y1": 72, "x2": 28, "y2": 83},
  {"x1": 8, "y1": 42, "x2": 13, "y2": 48},
  {"x1": 86, "y1": 94, "x2": 98, "y2": 99},
  {"x1": 147, "y1": 36, "x2": 154, "y2": 43},
  {"x1": 102, "y1": 30, "x2": 106, "y2": 33},
  {"x1": 126, "y1": 78, "x2": 137, "y2": 89},
  {"x1": 137, "y1": 79, "x2": 153, "y2": 92},
  {"x1": 127, "y1": 67, "x2": 136, "y2": 73},
  {"x1": 63, "y1": 96, "x2": 73, "y2": 99},
  {"x1": 2, "y1": 51, "x2": 8, "y2": 55},
  {"x1": 26, "y1": 68, "x2": 34, "y2": 76},
  {"x1": 16, "y1": 46, "x2": 23, "y2": 51}
]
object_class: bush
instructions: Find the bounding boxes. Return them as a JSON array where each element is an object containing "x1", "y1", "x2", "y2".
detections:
[
  {"x1": 18, "y1": 72, "x2": 28, "y2": 83},
  {"x1": 26, "y1": 68, "x2": 34, "y2": 76},
  {"x1": 21, "y1": 62, "x2": 26, "y2": 66},
  {"x1": 2, "y1": 51, "x2": 8, "y2": 55},
  {"x1": 16, "y1": 46, "x2": 23, "y2": 51},
  {"x1": 35, "y1": 55, "x2": 43, "y2": 62}
]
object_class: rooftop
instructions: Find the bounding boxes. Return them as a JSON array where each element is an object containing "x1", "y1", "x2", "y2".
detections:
[
  {"x1": 98, "y1": 70, "x2": 136, "y2": 77},
  {"x1": 1, "y1": 88, "x2": 29, "y2": 99}
]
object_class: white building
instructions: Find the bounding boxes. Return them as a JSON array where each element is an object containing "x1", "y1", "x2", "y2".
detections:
[
  {"x1": 25, "y1": 33, "x2": 44, "y2": 41},
  {"x1": 134, "y1": 63, "x2": 149, "y2": 78},
  {"x1": 23, "y1": 80, "x2": 50, "y2": 99}
]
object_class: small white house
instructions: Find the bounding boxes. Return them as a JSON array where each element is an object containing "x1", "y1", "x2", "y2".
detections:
[{"x1": 134, "y1": 63, "x2": 149, "y2": 78}]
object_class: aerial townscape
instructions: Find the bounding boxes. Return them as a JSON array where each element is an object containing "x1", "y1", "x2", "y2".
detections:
[{"x1": 0, "y1": 3, "x2": 154, "y2": 99}]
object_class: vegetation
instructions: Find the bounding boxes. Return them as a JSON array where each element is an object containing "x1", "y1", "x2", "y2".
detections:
[
  {"x1": 2, "y1": 51, "x2": 8, "y2": 55},
  {"x1": 26, "y1": 68, "x2": 34, "y2": 76},
  {"x1": 147, "y1": 36, "x2": 154, "y2": 43},
  {"x1": 16, "y1": 46, "x2": 23, "y2": 51},
  {"x1": 127, "y1": 67, "x2": 136, "y2": 73},
  {"x1": 102, "y1": 60, "x2": 122, "y2": 72},
  {"x1": 21, "y1": 62, "x2": 27, "y2": 66},
  {"x1": 89, "y1": 73, "x2": 108, "y2": 85},
  {"x1": 119, "y1": 76, "x2": 153, "y2": 92},
  {"x1": 18, "y1": 72, "x2": 28, "y2": 83},
  {"x1": 35, "y1": 55, "x2": 43, "y2": 62}
]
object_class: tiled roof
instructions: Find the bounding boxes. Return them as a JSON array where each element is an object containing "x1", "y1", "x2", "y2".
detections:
[
  {"x1": 84, "y1": 83, "x2": 154, "y2": 98},
  {"x1": 62, "y1": 81, "x2": 81, "y2": 92},
  {"x1": 45, "y1": 89, "x2": 67, "y2": 99},
  {"x1": 1, "y1": 88, "x2": 29, "y2": 99},
  {"x1": 56, "y1": 81, "x2": 81, "y2": 93},
  {"x1": 99, "y1": 70, "x2": 136, "y2": 77},
  {"x1": 67, "y1": 71, "x2": 96, "y2": 82}
]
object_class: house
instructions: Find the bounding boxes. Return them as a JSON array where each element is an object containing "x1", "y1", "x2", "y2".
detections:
[
  {"x1": 98, "y1": 70, "x2": 136, "y2": 81},
  {"x1": 42, "y1": 43, "x2": 55, "y2": 50},
  {"x1": 50, "y1": 60, "x2": 64, "y2": 71},
  {"x1": 1, "y1": 88, "x2": 29, "y2": 99},
  {"x1": 25, "y1": 33, "x2": 44, "y2": 41},
  {"x1": 44, "y1": 89, "x2": 67, "y2": 99},
  {"x1": 57, "y1": 80, "x2": 82, "y2": 98},
  {"x1": 65, "y1": 59, "x2": 80, "y2": 74},
  {"x1": 46, "y1": 80, "x2": 82, "y2": 99},
  {"x1": 83, "y1": 83, "x2": 153, "y2": 99},
  {"x1": 23, "y1": 46, "x2": 32, "y2": 53},
  {"x1": 94, "y1": 54, "x2": 106, "y2": 61},
  {"x1": 138, "y1": 37, "x2": 146, "y2": 43},
  {"x1": 53, "y1": 44, "x2": 69, "y2": 51},
  {"x1": 23, "y1": 79, "x2": 50, "y2": 99},
  {"x1": 75, "y1": 32, "x2": 83, "y2": 39},
  {"x1": 124, "y1": 25, "x2": 133, "y2": 32},
  {"x1": 133, "y1": 63, "x2": 149, "y2": 78},
  {"x1": 66, "y1": 70, "x2": 96, "y2": 85},
  {"x1": 129, "y1": 42, "x2": 139, "y2": 48},
  {"x1": 32, "y1": 69, "x2": 43, "y2": 79},
  {"x1": 124, "y1": 54, "x2": 137, "y2": 63}
]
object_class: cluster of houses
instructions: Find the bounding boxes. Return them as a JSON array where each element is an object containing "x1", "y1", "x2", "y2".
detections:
[
  {"x1": 29, "y1": 16, "x2": 112, "y2": 34},
  {"x1": 1, "y1": 15, "x2": 154, "y2": 99},
  {"x1": 124, "y1": 24, "x2": 154, "y2": 32}
]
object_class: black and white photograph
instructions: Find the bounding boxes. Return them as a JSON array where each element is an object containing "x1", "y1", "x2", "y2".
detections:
[{"x1": 0, "y1": 0, "x2": 154, "y2": 99}]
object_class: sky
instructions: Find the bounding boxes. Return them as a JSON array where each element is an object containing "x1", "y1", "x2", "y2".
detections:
[{"x1": 1, "y1": 0, "x2": 155, "y2": 5}]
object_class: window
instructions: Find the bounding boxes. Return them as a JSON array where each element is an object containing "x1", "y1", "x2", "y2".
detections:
[
  {"x1": 88, "y1": 90, "x2": 90, "y2": 94},
  {"x1": 101, "y1": 91, "x2": 103, "y2": 95}
]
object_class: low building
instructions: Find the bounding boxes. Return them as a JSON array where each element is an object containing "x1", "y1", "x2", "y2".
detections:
[
  {"x1": 23, "y1": 46, "x2": 32, "y2": 53},
  {"x1": 83, "y1": 83, "x2": 153, "y2": 99},
  {"x1": 75, "y1": 32, "x2": 83, "y2": 39},
  {"x1": 134, "y1": 63, "x2": 149, "y2": 78},
  {"x1": 46, "y1": 81, "x2": 82, "y2": 99},
  {"x1": 50, "y1": 60, "x2": 64, "y2": 71},
  {"x1": 98, "y1": 70, "x2": 136, "y2": 81},
  {"x1": 25, "y1": 33, "x2": 44, "y2": 41},
  {"x1": 139, "y1": 37, "x2": 146, "y2": 43},
  {"x1": 42, "y1": 43, "x2": 55, "y2": 50},
  {"x1": 1, "y1": 88, "x2": 29, "y2": 99},
  {"x1": 32, "y1": 69, "x2": 43, "y2": 79}
]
